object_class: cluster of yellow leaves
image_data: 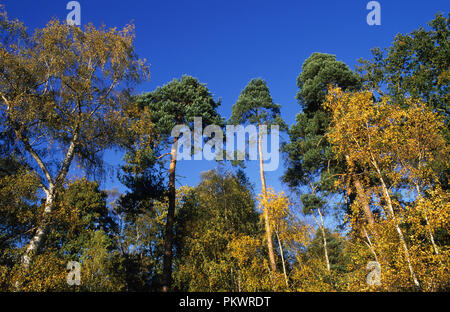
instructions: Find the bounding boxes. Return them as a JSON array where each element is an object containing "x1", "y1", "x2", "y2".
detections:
[
  {"x1": 324, "y1": 86, "x2": 449, "y2": 291},
  {"x1": 9, "y1": 251, "x2": 69, "y2": 292},
  {"x1": 258, "y1": 188, "x2": 311, "y2": 246},
  {"x1": 228, "y1": 234, "x2": 274, "y2": 291},
  {"x1": 325, "y1": 86, "x2": 448, "y2": 191},
  {"x1": 258, "y1": 189, "x2": 290, "y2": 234},
  {"x1": 290, "y1": 256, "x2": 336, "y2": 292}
]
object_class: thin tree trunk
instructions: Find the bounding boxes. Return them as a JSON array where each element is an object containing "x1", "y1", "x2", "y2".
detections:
[
  {"x1": 258, "y1": 125, "x2": 277, "y2": 273},
  {"x1": 276, "y1": 230, "x2": 289, "y2": 288},
  {"x1": 371, "y1": 157, "x2": 420, "y2": 289},
  {"x1": 415, "y1": 183, "x2": 439, "y2": 255},
  {"x1": 317, "y1": 208, "x2": 331, "y2": 273},
  {"x1": 162, "y1": 135, "x2": 179, "y2": 292},
  {"x1": 363, "y1": 225, "x2": 379, "y2": 264},
  {"x1": 424, "y1": 214, "x2": 439, "y2": 255},
  {"x1": 238, "y1": 269, "x2": 241, "y2": 292}
]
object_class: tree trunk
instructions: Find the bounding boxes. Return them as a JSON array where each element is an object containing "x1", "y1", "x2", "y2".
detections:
[
  {"x1": 276, "y1": 230, "x2": 289, "y2": 288},
  {"x1": 162, "y1": 135, "x2": 179, "y2": 292},
  {"x1": 345, "y1": 155, "x2": 375, "y2": 226},
  {"x1": 424, "y1": 214, "x2": 439, "y2": 256},
  {"x1": 415, "y1": 183, "x2": 439, "y2": 256},
  {"x1": 371, "y1": 157, "x2": 420, "y2": 289},
  {"x1": 317, "y1": 208, "x2": 331, "y2": 273},
  {"x1": 21, "y1": 186, "x2": 55, "y2": 269},
  {"x1": 21, "y1": 132, "x2": 78, "y2": 270},
  {"x1": 354, "y1": 178, "x2": 376, "y2": 226},
  {"x1": 258, "y1": 125, "x2": 277, "y2": 273},
  {"x1": 363, "y1": 225, "x2": 380, "y2": 265}
]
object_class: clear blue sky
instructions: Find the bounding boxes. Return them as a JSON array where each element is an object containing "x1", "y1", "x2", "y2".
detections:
[{"x1": 2, "y1": 0, "x2": 448, "y2": 227}]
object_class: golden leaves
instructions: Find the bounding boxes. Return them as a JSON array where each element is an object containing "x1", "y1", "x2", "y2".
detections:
[
  {"x1": 324, "y1": 86, "x2": 450, "y2": 291},
  {"x1": 325, "y1": 86, "x2": 447, "y2": 189}
]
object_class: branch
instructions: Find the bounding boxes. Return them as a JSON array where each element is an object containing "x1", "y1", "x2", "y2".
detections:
[
  {"x1": 155, "y1": 152, "x2": 171, "y2": 160},
  {"x1": 55, "y1": 128, "x2": 79, "y2": 187},
  {"x1": 2, "y1": 93, "x2": 54, "y2": 187},
  {"x1": 19, "y1": 132, "x2": 54, "y2": 187}
]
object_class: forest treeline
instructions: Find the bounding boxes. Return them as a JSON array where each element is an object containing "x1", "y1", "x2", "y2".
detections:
[{"x1": 0, "y1": 6, "x2": 449, "y2": 292}]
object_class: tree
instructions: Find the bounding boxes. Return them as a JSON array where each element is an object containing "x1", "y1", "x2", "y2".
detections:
[
  {"x1": 357, "y1": 13, "x2": 449, "y2": 188},
  {"x1": 282, "y1": 53, "x2": 374, "y2": 229},
  {"x1": 51, "y1": 179, "x2": 119, "y2": 292},
  {"x1": 115, "y1": 103, "x2": 167, "y2": 291},
  {"x1": 300, "y1": 192, "x2": 330, "y2": 273},
  {"x1": 174, "y1": 169, "x2": 260, "y2": 291},
  {"x1": 5, "y1": 178, "x2": 121, "y2": 291},
  {"x1": 135, "y1": 76, "x2": 223, "y2": 291},
  {"x1": 230, "y1": 78, "x2": 287, "y2": 273},
  {"x1": 291, "y1": 227, "x2": 348, "y2": 291},
  {"x1": 0, "y1": 155, "x2": 41, "y2": 290},
  {"x1": 110, "y1": 189, "x2": 167, "y2": 291},
  {"x1": 257, "y1": 188, "x2": 310, "y2": 289},
  {"x1": 324, "y1": 86, "x2": 448, "y2": 289},
  {"x1": 357, "y1": 13, "x2": 449, "y2": 122},
  {"x1": 0, "y1": 8, "x2": 149, "y2": 272}
]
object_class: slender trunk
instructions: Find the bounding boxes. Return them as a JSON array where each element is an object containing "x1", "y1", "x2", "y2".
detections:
[
  {"x1": 317, "y1": 208, "x2": 331, "y2": 273},
  {"x1": 363, "y1": 225, "x2": 380, "y2": 264},
  {"x1": 258, "y1": 125, "x2": 277, "y2": 273},
  {"x1": 354, "y1": 175, "x2": 383, "y2": 265},
  {"x1": 276, "y1": 230, "x2": 289, "y2": 288},
  {"x1": 238, "y1": 269, "x2": 241, "y2": 292},
  {"x1": 371, "y1": 157, "x2": 420, "y2": 289},
  {"x1": 345, "y1": 156, "x2": 384, "y2": 270},
  {"x1": 415, "y1": 183, "x2": 439, "y2": 255},
  {"x1": 424, "y1": 214, "x2": 439, "y2": 255},
  {"x1": 354, "y1": 175, "x2": 385, "y2": 267},
  {"x1": 162, "y1": 135, "x2": 179, "y2": 292}
]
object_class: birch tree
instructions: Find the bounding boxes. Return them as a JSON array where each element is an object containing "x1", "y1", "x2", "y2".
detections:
[
  {"x1": 324, "y1": 87, "x2": 448, "y2": 289},
  {"x1": 0, "y1": 9, "x2": 149, "y2": 271}
]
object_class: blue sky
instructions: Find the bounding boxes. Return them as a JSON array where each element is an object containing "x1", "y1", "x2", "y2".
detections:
[{"x1": 2, "y1": 0, "x2": 448, "y2": 227}]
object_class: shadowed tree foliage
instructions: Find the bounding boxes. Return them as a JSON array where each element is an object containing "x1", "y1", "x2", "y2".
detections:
[{"x1": 2, "y1": 178, "x2": 122, "y2": 291}]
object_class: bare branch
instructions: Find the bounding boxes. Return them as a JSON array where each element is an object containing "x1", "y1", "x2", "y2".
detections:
[{"x1": 156, "y1": 152, "x2": 171, "y2": 160}]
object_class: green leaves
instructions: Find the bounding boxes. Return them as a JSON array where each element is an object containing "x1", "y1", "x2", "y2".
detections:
[
  {"x1": 136, "y1": 76, "x2": 223, "y2": 138},
  {"x1": 283, "y1": 53, "x2": 360, "y2": 192},
  {"x1": 297, "y1": 53, "x2": 361, "y2": 115},
  {"x1": 301, "y1": 194, "x2": 326, "y2": 215},
  {"x1": 230, "y1": 78, "x2": 287, "y2": 130},
  {"x1": 357, "y1": 13, "x2": 449, "y2": 123}
]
